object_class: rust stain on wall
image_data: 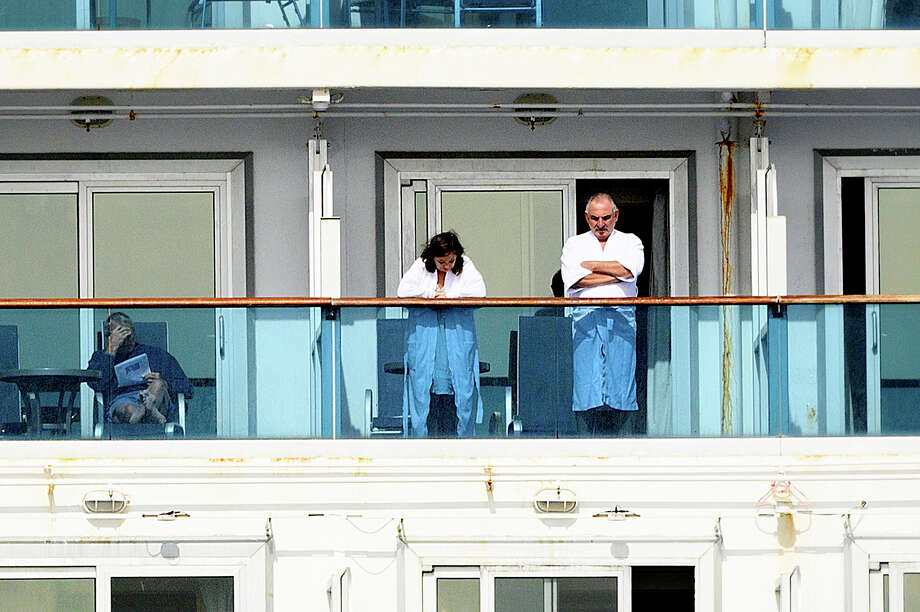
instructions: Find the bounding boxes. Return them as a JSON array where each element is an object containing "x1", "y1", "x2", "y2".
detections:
[{"x1": 718, "y1": 132, "x2": 735, "y2": 435}]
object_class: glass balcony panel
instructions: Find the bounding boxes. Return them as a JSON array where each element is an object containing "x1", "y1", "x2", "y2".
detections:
[
  {"x1": 0, "y1": 300, "x2": 918, "y2": 441},
  {"x1": 0, "y1": 309, "x2": 83, "y2": 438},
  {"x1": 768, "y1": 0, "x2": 919, "y2": 29},
  {"x1": 91, "y1": 307, "x2": 218, "y2": 437},
  {"x1": 0, "y1": 2, "x2": 77, "y2": 30},
  {"x1": 343, "y1": 304, "x2": 771, "y2": 439},
  {"x1": 0, "y1": 0, "x2": 780, "y2": 30},
  {"x1": 6, "y1": 0, "x2": 920, "y2": 29}
]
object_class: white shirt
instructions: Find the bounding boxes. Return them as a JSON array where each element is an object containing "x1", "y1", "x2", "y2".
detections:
[
  {"x1": 397, "y1": 255, "x2": 487, "y2": 298},
  {"x1": 560, "y1": 230, "x2": 645, "y2": 298}
]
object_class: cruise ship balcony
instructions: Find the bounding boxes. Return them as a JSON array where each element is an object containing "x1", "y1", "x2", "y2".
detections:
[{"x1": 0, "y1": 296, "x2": 915, "y2": 440}]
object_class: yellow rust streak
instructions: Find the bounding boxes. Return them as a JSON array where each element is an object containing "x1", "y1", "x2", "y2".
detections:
[
  {"x1": 718, "y1": 134, "x2": 736, "y2": 435},
  {"x1": 3, "y1": 46, "x2": 920, "y2": 90}
]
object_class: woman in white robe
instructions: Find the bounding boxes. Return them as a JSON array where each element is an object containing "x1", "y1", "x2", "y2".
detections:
[{"x1": 397, "y1": 231, "x2": 486, "y2": 437}]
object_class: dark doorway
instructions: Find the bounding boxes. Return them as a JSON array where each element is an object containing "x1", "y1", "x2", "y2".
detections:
[
  {"x1": 575, "y1": 179, "x2": 668, "y2": 299},
  {"x1": 631, "y1": 566, "x2": 695, "y2": 611},
  {"x1": 841, "y1": 176, "x2": 867, "y2": 434}
]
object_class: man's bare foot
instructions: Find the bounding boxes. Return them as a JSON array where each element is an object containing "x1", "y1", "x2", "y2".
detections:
[
  {"x1": 113, "y1": 403, "x2": 145, "y2": 424},
  {"x1": 128, "y1": 403, "x2": 146, "y2": 424},
  {"x1": 139, "y1": 390, "x2": 168, "y2": 424}
]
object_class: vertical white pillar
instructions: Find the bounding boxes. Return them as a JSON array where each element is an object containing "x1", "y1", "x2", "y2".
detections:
[{"x1": 308, "y1": 139, "x2": 341, "y2": 298}]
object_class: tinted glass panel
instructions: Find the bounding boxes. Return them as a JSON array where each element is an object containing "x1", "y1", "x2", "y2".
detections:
[
  {"x1": 111, "y1": 576, "x2": 233, "y2": 611},
  {"x1": 0, "y1": 578, "x2": 94, "y2": 611}
]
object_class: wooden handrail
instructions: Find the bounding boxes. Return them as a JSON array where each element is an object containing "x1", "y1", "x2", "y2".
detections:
[{"x1": 2, "y1": 295, "x2": 920, "y2": 308}]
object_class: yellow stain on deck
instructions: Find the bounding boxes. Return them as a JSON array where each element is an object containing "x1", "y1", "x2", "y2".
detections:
[{"x1": 2, "y1": 45, "x2": 920, "y2": 89}]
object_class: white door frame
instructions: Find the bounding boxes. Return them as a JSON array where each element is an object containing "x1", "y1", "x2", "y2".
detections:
[
  {"x1": 383, "y1": 156, "x2": 691, "y2": 298},
  {"x1": 820, "y1": 156, "x2": 920, "y2": 435},
  {"x1": 819, "y1": 154, "x2": 920, "y2": 295}
]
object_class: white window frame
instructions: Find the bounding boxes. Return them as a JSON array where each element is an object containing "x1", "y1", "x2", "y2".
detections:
[
  {"x1": 82, "y1": 181, "x2": 227, "y2": 298},
  {"x1": 0, "y1": 158, "x2": 249, "y2": 438},
  {"x1": 820, "y1": 157, "x2": 920, "y2": 436},
  {"x1": 883, "y1": 561, "x2": 920, "y2": 612},
  {"x1": 0, "y1": 538, "x2": 266, "y2": 611},
  {"x1": 0, "y1": 158, "x2": 247, "y2": 299},
  {"x1": 423, "y1": 564, "x2": 631, "y2": 612},
  {"x1": 382, "y1": 156, "x2": 691, "y2": 298},
  {"x1": 0, "y1": 565, "x2": 97, "y2": 609},
  {"x1": 818, "y1": 154, "x2": 920, "y2": 295}
]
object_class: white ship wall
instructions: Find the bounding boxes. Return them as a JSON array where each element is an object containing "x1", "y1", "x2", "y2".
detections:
[{"x1": 0, "y1": 437, "x2": 916, "y2": 610}]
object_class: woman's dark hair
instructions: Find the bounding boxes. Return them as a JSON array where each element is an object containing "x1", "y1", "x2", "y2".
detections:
[{"x1": 421, "y1": 231, "x2": 465, "y2": 274}]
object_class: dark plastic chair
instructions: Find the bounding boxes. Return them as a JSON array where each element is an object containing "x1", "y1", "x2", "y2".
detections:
[
  {"x1": 366, "y1": 317, "x2": 408, "y2": 435},
  {"x1": 511, "y1": 315, "x2": 575, "y2": 437}
]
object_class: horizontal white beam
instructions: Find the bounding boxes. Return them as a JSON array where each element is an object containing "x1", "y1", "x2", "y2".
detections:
[{"x1": 2, "y1": 30, "x2": 920, "y2": 90}]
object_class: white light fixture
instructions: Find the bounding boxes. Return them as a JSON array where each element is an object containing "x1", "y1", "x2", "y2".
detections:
[
  {"x1": 534, "y1": 485, "x2": 577, "y2": 513},
  {"x1": 83, "y1": 488, "x2": 128, "y2": 514},
  {"x1": 70, "y1": 95, "x2": 114, "y2": 132},
  {"x1": 513, "y1": 93, "x2": 558, "y2": 131},
  {"x1": 311, "y1": 88, "x2": 332, "y2": 111}
]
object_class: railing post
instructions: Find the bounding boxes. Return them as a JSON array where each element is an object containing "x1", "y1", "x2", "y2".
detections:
[
  {"x1": 321, "y1": 305, "x2": 341, "y2": 439},
  {"x1": 767, "y1": 302, "x2": 789, "y2": 435}
]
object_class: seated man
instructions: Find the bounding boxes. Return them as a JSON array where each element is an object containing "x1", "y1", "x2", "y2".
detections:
[{"x1": 88, "y1": 312, "x2": 193, "y2": 425}]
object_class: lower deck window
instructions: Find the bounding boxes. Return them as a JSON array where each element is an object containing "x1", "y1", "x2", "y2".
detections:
[
  {"x1": 430, "y1": 565, "x2": 693, "y2": 612},
  {"x1": 494, "y1": 576, "x2": 618, "y2": 612},
  {"x1": 111, "y1": 576, "x2": 233, "y2": 611}
]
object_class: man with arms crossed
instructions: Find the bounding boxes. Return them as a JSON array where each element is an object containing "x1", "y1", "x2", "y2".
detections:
[{"x1": 561, "y1": 193, "x2": 645, "y2": 436}]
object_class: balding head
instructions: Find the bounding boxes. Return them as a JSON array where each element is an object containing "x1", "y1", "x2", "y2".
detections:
[{"x1": 584, "y1": 193, "x2": 619, "y2": 244}]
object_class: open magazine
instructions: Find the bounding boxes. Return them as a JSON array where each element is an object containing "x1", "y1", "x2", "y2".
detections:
[{"x1": 114, "y1": 353, "x2": 150, "y2": 387}]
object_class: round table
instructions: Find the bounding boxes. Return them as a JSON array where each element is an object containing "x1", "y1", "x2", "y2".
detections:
[{"x1": 0, "y1": 369, "x2": 101, "y2": 438}]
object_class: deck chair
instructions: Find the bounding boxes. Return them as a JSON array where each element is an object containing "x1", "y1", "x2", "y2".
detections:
[
  {"x1": 366, "y1": 317, "x2": 408, "y2": 435},
  {"x1": 94, "y1": 321, "x2": 188, "y2": 439},
  {"x1": 511, "y1": 315, "x2": 575, "y2": 437}
]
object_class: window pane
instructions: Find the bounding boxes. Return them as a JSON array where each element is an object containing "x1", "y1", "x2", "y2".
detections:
[
  {"x1": 415, "y1": 191, "x2": 427, "y2": 257},
  {"x1": 557, "y1": 577, "x2": 617, "y2": 612},
  {"x1": 877, "y1": 188, "x2": 920, "y2": 433},
  {"x1": 0, "y1": 194, "x2": 77, "y2": 298},
  {"x1": 93, "y1": 192, "x2": 215, "y2": 298},
  {"x1": 495, "y1": 577, "x2": 544, "y2": 612},
  {"x1": 111, "y1": 576, "x2": 233, "y2": 611},
  {"x1": 437, "y1": 578, "x2": 479, "y2": 612},
  {"x1": 906, "y1": 573, "x2": 920, "y2": 612},
  {"x1": 495, "y1": 577, "x2": 618, "y2": 612},
  {"x1": 441, "y1": 190, "x2": 563, "y2": 298},
  {"x1": 0, "y1": 578, "x2": 93, "y2": 611}
]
